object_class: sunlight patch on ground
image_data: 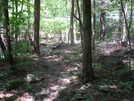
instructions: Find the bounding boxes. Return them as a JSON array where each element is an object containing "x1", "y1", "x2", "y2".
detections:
[
  {"x1": 0, "y1": 93, "x2": 14, "y2": 99},
  {"x1": 15, "y1": 93, "x2": 35, "y2": 101},
  {"x1": 64, "y1": 50, "x2": 71, "y2": 53}
]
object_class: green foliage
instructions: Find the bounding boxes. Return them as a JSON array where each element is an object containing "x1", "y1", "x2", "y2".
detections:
[
  {"x1": 23, "y1": 84, "x2": 33, "y2": 92},
  {"x1": 5, "y1": 96, "x2": 18, "y2": 101},
  {"x1": 67, "y1": 70, "x2": 77, "y2": 76},
  {"x1": 83, "y1": 94, "x2": 95, "y2": 101},
  {"x1": 41, "y1": 19, "x2": 67, "y2": 36},
  {"x1": 14, "y1": 61, "x2": 34, "y2": 69},
  {"x1": 117, "y1": 70, "x2": 130, "y2": 76},
  {"x1": 12, "y1": 40, "x2": 32, "y2": 53},
  {"x1": 64, "y1": 60, "x2": 71, "y2": 63},
  {"x1": 92, "y1": 63, "x2": 103, "y2": 70},
  {"x1": 61, "y1": 91, "x2": 77, "y2": 101},
  {"x1": 6, "y1": 79, "x2": 24, "y2": 90},
  {"x1": 119, "y1": 81, "x2": 133, "y2": 89}
]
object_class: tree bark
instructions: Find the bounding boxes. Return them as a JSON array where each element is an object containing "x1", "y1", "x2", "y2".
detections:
[
  {"x1": 99, "y1": 1, "x2": 106, "y2": 40},
  {"x1": 70, "y1": 0, "x2": 74, "y2": 45},
  {"x1": 92, "y1": 0, "x2": 96, "y2": 52},
  {"x1": 2, "y1": 0, "x2": 15, "y2": 68},
  {"x1": 0, "y1": 35, "x2": 7, "y2": 58},
  {"x1": 76, "y1": 0, "x2": 83, "y2": 47},
  {"x1": 34, "y1": 0, "x2": 40, "y2": 54},
  {"x1": 82, "y1": 0, "x2": 94, "y2": 82}
]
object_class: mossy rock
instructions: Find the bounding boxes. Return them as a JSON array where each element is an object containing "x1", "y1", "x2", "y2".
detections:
[
  {"x1": 5, "y1": 96, "x2": 18, "y2": 101},
  {"x1": 6, "y1": 79, "x2": 24, "y2": 90}
]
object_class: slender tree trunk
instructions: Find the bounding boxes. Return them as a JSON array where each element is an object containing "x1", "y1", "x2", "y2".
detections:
[
  {"x1": 74, "y1": 0, "x2": 77, "y2": 42},
  {"x1": 118, "y1": 4, "x2": 123, "y2": 41},
  {"x1": 92, "y1": 0, "x2": 96, "y2": 52},
  {"x1": 82, "y1": 0, "x2": 94, "y2": 82},
  {"x1": 15, "y1": 0, "x2": 18, "y2": 43},
  {"x1": 65, "y1": 0, "x2": 68, "y2": 42},
  {"x1": 99, "y1": 1, "x2": 106, "y2": 40},
  {"x1": 34, "y1": 0, "x2": 40, "y2": 54},
  {"x1": 76, "y1": 0, "x2": 83, "y2": 47},
  {"x1": 122, "y1": 1, "x2": 128, "y2": 42},
  {"x1": 0, "y1": 35, "x2": 7, "y2": 58},
  {"x1": 70, "y1": 0, "x2": 74, "y2": 45},
  {"x1": 2, "y1": 0, "x2": 15, "y2": 69},
  {"x1": 121, "y1": 0, "x2": 132, "y2": 69}
]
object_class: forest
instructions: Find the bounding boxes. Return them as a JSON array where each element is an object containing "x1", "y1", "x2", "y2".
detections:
[{"x1": 0, "y1": 0, "x2": 134, "y2": 101}]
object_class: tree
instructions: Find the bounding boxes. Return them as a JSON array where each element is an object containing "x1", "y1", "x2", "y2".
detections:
[
  {"x1": 92, "y1": 0, "x2": 96, "y2": 51},
  {"x1": 33, "y1": 0, "x2": 40, "y2": 54},
  {"x1": 70, "y1": 0, "x2": 75, "y2": 45},
  {"x1": 2, "y1": 0, "x2": 15, "y2": 70},
  {"x1": 82, "y1": 0, "x2": 94, "y2": 82},
  {"x1": 0, "y1": 35, "x2": 7, "y2": 58},
  {"x1": 99, "y1": 0, "x2": 106, "y2": 40}
]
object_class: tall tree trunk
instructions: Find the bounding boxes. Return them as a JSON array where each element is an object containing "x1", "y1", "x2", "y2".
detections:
[
  {"x1": 118, "y1": 4, "x2": 123, "y2": 41},
  {"x1": 70, "y1": 0, "x2": 74, "y2": 45},
  {"x1": 2, "y1": 0, "x2": 15, "y2": 69},
  {"x1": 121, "y1": 0, "x2": 132, "y2": 69},
  {"x1": 82, "y1": 0, "x2": 94, "y2": 82},
  {"x1": 99, "y1": 1, "x2": 106, "y2": 40},
  {"x1": 0, "y1": 35, "x2": 7, "y2": 58},
  {"x1": 92, "y1": 0, "x2": 96, "y2": 52},
  {"x1": 121, "y1": 1, "x2": 128, "y2": 42},
  {"x1": 65, "y1": 0, "x2": 68, "y2": 42},
  {"x1": 73, "y1": 0, "x2": 77, "y2": 42},
  {"x1": 33, "y1": 0, "x2": 40, "y2": 54},
  {"x1": 76, "y1": 0, "x2": 83, "y2": 47},
  {"x1": 15, "y1": 0, "x2": 19, "y2": 43}
]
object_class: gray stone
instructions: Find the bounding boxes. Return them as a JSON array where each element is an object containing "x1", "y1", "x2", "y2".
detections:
[
  {"x1": 26, "y1": 74, "x2": 36, "y2": 83},
  {"x1": 34, "y1": 93, "x2": 48, "y2": 99},
  {"x1": 57, "y1": 86, "x2": 67, "y2": 94}
]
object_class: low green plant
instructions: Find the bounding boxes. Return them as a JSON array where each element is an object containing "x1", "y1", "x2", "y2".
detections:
[
  {"x1": 83, "y1": 94, "x2": 95, "y2": 101},
  {"x1": 119, "y1": 81, "x2": 133, "y2": 89},
  {"x1": 64, "y1": 60, "x2": 71, "y2": 63}
]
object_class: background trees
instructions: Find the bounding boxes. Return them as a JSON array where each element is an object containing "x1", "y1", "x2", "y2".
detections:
[
  {"x1": 0, "y1": 0, "x2": 134, "y2": 81},
  {"x1": 1, "y1": 0, "x2": 134, "y2": 100}
]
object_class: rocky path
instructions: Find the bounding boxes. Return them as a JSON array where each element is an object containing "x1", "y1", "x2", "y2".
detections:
[{"x1": 15, "y1": 45, "x2": 81, "y2": 101}]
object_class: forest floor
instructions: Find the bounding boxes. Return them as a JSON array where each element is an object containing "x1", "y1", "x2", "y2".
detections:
[{"x1": 0, "y1": 39, "x2": 134, "y2": 101}]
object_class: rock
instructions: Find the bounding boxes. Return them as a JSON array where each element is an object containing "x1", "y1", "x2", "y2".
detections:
[
  {"x1": 57, "y1": 86, "x2": 67, "y2": 95},
  {"x1": 80, "y1": 83, "x2": 91, "y2": 91},
  {"x1": 6, "y1": 79, "x2": 24, "y2": 90},
  {"x1": 40, "y1": 48, "x2": 51, "y2": 52},
  {"x1": 26, "y1": 74, "x2": 36, "y2": 83},
  {"x1": 34, "y1": 93, "x2": 48, "y2": 99},
  {"x1": 98, "y1": 84, "x2": 114, "y2": 93}
]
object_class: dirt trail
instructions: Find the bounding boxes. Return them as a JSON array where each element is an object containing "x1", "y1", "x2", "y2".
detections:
[{"x1": 22, "y1": 44, "x2": 82, "y2": 101}]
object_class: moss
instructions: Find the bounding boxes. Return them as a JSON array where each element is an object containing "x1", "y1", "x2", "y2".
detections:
[{"x1": 6, "y1": 78, "x2": 24, "y2": 90}]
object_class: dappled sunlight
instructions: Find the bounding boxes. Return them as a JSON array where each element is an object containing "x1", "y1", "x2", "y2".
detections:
[
  {"x1": 0, "y1": 92, "x2": 14, "y2": 99},
  {"x1": 15, "y1": 93, "x2": 34, "y2": 101},
  {"x1": 1, "y1": 41, "x2": 134, "y2": 100},
  {"x1": 64, "y1": 50, "x2": 71, "y2": 53}
]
